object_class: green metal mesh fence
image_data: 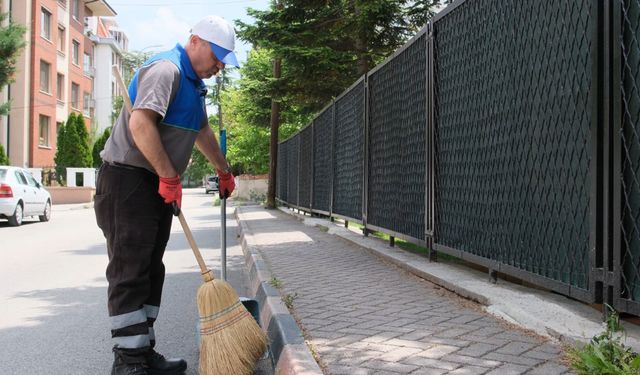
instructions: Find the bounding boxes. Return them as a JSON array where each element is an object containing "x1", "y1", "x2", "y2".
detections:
[
  {"x1": 434, "y1": 0, "x2": 592, "y2": 289},
  {"x1": 367, "y1": 34, "x2": 427, "y2": 241}
]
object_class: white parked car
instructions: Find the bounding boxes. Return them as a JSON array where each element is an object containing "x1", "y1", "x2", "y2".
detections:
[
  {"x1": 0, "y1": 166, "x2": 52, "y2": 226},
  {"x1": 205, "y1": 175, "x2": 219, "y2": 194}
]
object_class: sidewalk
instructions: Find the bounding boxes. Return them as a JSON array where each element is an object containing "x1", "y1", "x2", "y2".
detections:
[{"x1": 234, "y1": 205, "x2": 604, "y2": 375}]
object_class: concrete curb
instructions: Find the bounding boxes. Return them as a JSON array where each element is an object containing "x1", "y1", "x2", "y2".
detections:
[
  {"x1": 278, "y1": 207, "x2": 640, "y2": 352},
  {"x1": 235, "y1": 207, "x2": 323, "y2": 375}
]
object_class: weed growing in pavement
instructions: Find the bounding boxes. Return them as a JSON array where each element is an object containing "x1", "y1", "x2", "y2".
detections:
[
  {"x1": 567, "y1": 305, "x2": 640, "y2": 374},
  {"x1": 269, "y1": 276, "x2": 283, "y2": 289},
  {"x1": 283, "y1": 292, "x2": 298, "y2": 309}
]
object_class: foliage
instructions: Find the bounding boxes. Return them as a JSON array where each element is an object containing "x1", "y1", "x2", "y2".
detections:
[
  {"x1": 183, "y1": 116, "x2": 218, "y2": 184},
  {"x1": 74, "y1": 115, "x2": 93, "y2": 167},
  {"x1": 121, "y1": 50, "x2": 153, "y2": 85},
  {"x1": 568, "y1": 306, "x2": 640, "y2": 375},
  {"x1": 184, "y1": 147, "x2": 214, "y2": 186},
  {"x1": 237, "y1": 0, "x2": 442, "y2": 112},
  {"x1": 222, "y1": 48, "x2": 313, "y2": 175},
  {"x1": 92, "y1": 127, "x2": 111, "y2": 168},
  {"x1": 0, "y1": 143, "x2": 9, "y2": 165},
  {"x1": 54, "y1": 114, "x2": 72, "y2": 184},
  {"x1": 54, "y1": 113, "x2": 93, "y2": 184},
  {"x1": 0, "y1": 12, "x2": 26, "y2": 115}
]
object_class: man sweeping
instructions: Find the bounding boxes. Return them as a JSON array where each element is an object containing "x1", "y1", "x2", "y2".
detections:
[{"x1": 94, "y1": 15, "x2": 238, "y2": 375}]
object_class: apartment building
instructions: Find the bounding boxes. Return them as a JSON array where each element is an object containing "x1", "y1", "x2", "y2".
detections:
[
  {"x1": 0, "y1": 0, "x2": 116, "y2": 168},
  {"x1": 87, "y1": 16, "x2": 127, "y2": 135}
]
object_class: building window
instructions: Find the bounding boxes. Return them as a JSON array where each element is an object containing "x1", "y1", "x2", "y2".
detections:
[
  {"x1": 72, "y1": 0, "x2": 79, "y2": 20},
  {"x1": 56, "y1": 73, "x2": 64, "y2": 101},
  {"x1": 83, "y1": 52, "x2": 92, "y2": 76},
  {"x1": 40, "y1": 60, "x2": 50, "y2": 93},
  {"x1": 39, "y1": 115, "x2": 50, "y2": 146},
  {"x1": 71, "y1": 83, "x2": 79, "y2": 109},
  {"x1": 72, "y1": 40, "x2": 80, "y2": 65},
  {"x1": 57, "y1": 25, "x2": 65, "y2": 52},
  {"x1": 83, "y1": 92, "x2": 91, "y2": 116},
  {"x1": 41, "y1": 8, "x2": 51, "y2": 40}
]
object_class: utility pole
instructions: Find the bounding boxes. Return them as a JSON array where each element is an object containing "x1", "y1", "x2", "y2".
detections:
[{"x1": 266, "y1": 0, "x2": 283, "y2": 209}]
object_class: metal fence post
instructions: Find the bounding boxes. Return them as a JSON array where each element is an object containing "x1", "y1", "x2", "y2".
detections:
[
  {"x1": 363, "y1": 75, "x2": 369, "y2": 237},
  {"x1": 426, "y1": 22, "x2": 437, "y2": 262},
  {"x1": 330, "y1": 101, "x2": 335, "y2": 218},
  {"x1": 611, "y1": 0, "x2": 624, "y2": 313}
]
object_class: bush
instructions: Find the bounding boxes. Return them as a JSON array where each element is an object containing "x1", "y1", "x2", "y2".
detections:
[
  {"x1": 92, "y1": 127, "x2": 111, "y2": 167},
  {"x1": 568, "y1": 306, "x2": 640, "y2": 374},
  {"x1": 0, "y1": 143, "x2": 9, "y2": 165}
]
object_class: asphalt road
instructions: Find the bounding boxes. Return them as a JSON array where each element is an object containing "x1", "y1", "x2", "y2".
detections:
[{"x1": 0, "y1": 188, "x2": 272, "y2": 375}]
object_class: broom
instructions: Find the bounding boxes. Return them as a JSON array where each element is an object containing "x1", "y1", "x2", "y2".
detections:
[
  {"x1": 113, "y1": 66, "x2": 267, "y2": 375},
  {"x1": 175, "y1": 206, "x2": 267, "y2": 375}
]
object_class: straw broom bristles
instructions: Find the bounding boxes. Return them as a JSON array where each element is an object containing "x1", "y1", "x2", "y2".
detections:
[{"x1": 198, "y1": 278, "x2": 268, "y2": 375}]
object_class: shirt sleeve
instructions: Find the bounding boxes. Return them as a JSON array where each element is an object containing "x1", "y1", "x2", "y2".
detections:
[{"x1": 133, "y1": 60, "x2": 180, "y2": 119}]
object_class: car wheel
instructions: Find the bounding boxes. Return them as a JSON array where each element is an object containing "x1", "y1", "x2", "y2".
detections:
[
  {"x1": 8, "y1": 202, "x2": 23, "y2": 226},
  {"x1": 39, "y1": 200, "x2": 51, "y2": 222}
]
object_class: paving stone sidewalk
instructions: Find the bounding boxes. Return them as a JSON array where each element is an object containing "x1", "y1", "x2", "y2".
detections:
[{"x1": 238, "y1": 206, "x2": 575, "y2": 375}]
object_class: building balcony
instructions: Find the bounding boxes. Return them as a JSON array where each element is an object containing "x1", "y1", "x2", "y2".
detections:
[{"x1": 84, "y1": 0, "x2": 117, "y2": 17}]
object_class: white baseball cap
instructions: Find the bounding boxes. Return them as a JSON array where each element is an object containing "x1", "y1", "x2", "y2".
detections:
[{"x1": 190, "y1": 15, "x2": 239, "y2": 68}]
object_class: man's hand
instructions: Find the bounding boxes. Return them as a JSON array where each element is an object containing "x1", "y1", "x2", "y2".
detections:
[
  {"x1": 217, "y1": 169, "x2": 235, "y2": 199},
  {"x1": 159, "y1": 176, "x2": 182, "y2": 208}
]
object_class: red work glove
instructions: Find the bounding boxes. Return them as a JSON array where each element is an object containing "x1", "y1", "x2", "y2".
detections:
[
  {"x1": 217, "y1": 168, "x2": 235, "y2": 199},
  {"x1": 158, "y1": 175, "x2": 182, "y2": 208}
]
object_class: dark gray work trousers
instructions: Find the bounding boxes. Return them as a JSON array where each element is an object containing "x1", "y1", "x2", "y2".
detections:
[{"x1": 94, "y1": 162, "x2": 173, "y2": 357}]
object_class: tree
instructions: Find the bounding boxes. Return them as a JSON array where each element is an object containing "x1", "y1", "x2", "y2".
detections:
[
  {"x1": 0, "y1": 143, "x2": 9, "y2": 165},
  {"x1": 92, "y1": 127, "x2": 111, "y2": 168},
  {"x1": 183, "y1": 116, "x2": 217, "y2": 184},
  {"x1": 73, "y1": 115, "x2": 93, "y2": 167},
  {"x1": 0, "y1": 12, "x2": 26, "y2": 115},
  {"x1": 54, "y1": 113, "x2": 74, "y2": 184},
  {"x1": 222, "y1": 48, "x2": 312, "y2": 175},
  {"x1": 237, "y1": 0, "x2": 440, "y2": 112},
  {"x1": 237, "y1": 0, "x2": 441, "y2": 206},
  {"x1": 121, "y1": 50, "x2": 153, "y2": 85}
]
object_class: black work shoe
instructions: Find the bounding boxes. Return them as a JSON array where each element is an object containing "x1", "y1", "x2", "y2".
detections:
[
  {"x1": 146, "y1": 349, "x2": 187, "y2": 375},
  {"x1": 111, "y1": 362, "x2": 148, "y2": 375},
  {"x1": 111, "y1": 347, "x2": 149, "y2": 375}
]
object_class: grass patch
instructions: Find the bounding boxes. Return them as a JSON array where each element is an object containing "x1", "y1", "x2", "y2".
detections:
[{"x1": 347, "y1": 221, "x2": 460, "y2": 262}]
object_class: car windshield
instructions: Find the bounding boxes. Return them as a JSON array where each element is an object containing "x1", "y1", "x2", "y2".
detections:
[
  {"x1": 0, "y1": 169, "x2": 6, "y2": 182},
  {"x1": 208, "y1": 177, "x2": 216, "y2": 181}
]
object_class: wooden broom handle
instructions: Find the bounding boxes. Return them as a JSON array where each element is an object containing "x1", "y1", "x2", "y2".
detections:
[
  {"x1": 175, "y1": 207, "x2": 215, "y2": 282},
  {"x1": 112, "y1": 65, "x2": 214, "y2": 283}
]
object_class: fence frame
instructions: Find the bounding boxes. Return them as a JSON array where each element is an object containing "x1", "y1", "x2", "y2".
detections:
[
  {"x1": 274, "y1": 0, "x2": 640, "y2": 313},
  {"x1": 365, "y1": 26, "x2": 429, "y2": 249},
  {"x1": 331, "y1": 75, "x2": 367, "y2": 225},
  {"x1": 309, "y1": 100, "x2": 335, "y2": 217}
]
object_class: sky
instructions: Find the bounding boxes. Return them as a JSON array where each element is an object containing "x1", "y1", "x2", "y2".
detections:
[{"x1": 106, "y1": 0, "x2": 271, "y2": 67}]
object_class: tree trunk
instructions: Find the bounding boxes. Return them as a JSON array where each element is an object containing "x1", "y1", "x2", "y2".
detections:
[
  {"x1": 266, "y1": 57, "x2": 282, "y2": 209},
  {"x1": 351, "y1": 0, "x2": 368, "y2": 75}
]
